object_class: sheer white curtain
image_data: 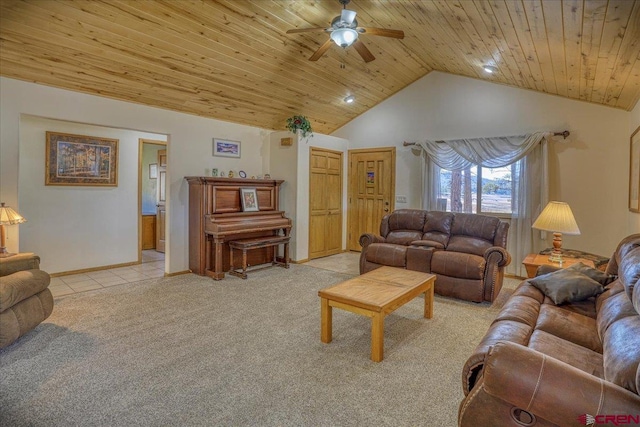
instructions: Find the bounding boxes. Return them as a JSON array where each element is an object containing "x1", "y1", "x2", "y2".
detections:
[
  {"x1": 509, "y1": 139, "x2": 549, "y2": 277},
  {"x1": 417, "y1": 131, "x2": 551, "y2": 277}
]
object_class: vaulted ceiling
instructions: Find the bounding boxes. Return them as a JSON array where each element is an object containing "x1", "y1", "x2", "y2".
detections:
[{"x1": 1, "y1": 0, "x2": 639, "y2": 135}]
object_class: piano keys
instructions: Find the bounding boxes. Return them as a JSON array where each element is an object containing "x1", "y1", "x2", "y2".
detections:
[{"x1": 185, "y1": 177, "x2": 291, "y2": 280}]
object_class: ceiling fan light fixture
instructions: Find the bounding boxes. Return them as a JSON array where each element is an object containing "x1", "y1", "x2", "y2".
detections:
[
  {"x1": 344, "y1": 95, "x2": 355, "y2": 104},
  {"x1": 483, "y1": 64, "x2": 498, "y2": 74},
  {"x1": 331, "y1": 28, "x2": 358, "y2": 47}
]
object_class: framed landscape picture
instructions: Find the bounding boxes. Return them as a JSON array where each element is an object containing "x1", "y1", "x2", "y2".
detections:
[
  {"x1": 240, "y1": 188, "x2": 259, "y2": 212},
  {"x1": 213, "y1": 138, "x2": 241, "y2": 158},
  {"x1": 45, "y1": 131, "x2": 119, "y2": 186},
  {"x1": 630, "y1": 126, "x2": 640, "y2": 212}
]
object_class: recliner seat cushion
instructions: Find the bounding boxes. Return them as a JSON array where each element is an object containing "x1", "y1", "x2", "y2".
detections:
[
  {"x1": 535, "y1": 304, "x2": 602, "y2": 352},
  {"x1": 364, "y1": 243, "x2": 407, "y2": 267},
  {"x1": 528, "y1": 329, "x2": 604, "y2": 378},
  {"x1": 431, "y1": 251, "x2": 485, "y2": 279}
]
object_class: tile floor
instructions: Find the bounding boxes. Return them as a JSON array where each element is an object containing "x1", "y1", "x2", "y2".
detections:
[
  {"x1": 49, "y1": 250, "x2": 520, "y2": 298},
  {"x1": 303, "y1": 251, "x2": 360, "y2": 275},
  {"x1": 48, "y1": 250, "x2": 166, "y2": 297}
]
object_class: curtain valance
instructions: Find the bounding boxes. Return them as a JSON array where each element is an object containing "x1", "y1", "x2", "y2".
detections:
[{"x1": 416, "y1": 131, "x2": 551, "y2": 171}]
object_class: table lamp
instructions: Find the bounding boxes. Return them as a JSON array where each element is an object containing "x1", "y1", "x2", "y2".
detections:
[
  {"x1": 0, "y1": 202, "x2": 27, "y2": 258},
  {"x1": 531, "y1": 201, "x2": 580, "y2": 264}
]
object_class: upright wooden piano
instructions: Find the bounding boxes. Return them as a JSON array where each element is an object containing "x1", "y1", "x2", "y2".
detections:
[{"x1": 185, "y1": 177, "x2": 291, "y2": 280}]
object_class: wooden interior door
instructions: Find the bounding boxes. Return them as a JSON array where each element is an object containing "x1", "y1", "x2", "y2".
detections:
[
  {"x1": 156, "y1": 149, "x2": 167, "y2": 253},
  {"x1": 348, "y1": 148, "x2": 396, "y2": 251},
  {"x1": 309, "y1": 148, "x2": 343, "y2": 259}
]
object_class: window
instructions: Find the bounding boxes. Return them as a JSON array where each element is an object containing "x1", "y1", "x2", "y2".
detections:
[{"x1": 437, "y1": 160, "x2": 519, "y2": 215}]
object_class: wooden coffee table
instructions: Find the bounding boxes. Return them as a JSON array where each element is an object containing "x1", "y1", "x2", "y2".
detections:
[{"x1": 318, "y1": 266, "x2": 435, "y2": 362}]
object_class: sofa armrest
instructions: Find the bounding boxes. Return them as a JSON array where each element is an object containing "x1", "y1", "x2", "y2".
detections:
[
  {"x1": 483, "y1": 246, "x2": 510, "y2": 267},
  {"x1": 459, "y1": 341, "x2": 640, "y2": 426},
  {"x1": 481, "y1": 247, "x2": 511, "y2": 302},
  {"x1": 0, "y1": 269, "x2": 51, "y2": 312},
  {"x1": 359, "y1": 233, "x2": 385, "y2": 249},
  {"x1": 0, "y1": 253, "x2": 40, "y2": 277}
]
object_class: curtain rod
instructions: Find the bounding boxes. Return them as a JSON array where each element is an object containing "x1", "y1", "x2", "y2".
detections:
[{"x1": 402, "y1": 130, "x2": 570, "y2": 146}]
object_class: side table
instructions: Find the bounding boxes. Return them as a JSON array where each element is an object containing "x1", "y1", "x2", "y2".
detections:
[{"x1": 522, "y1": 254, "x2": 595, "y2": 278}]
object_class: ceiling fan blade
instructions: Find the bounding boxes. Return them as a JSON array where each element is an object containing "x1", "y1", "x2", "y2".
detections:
[
  {"x1": 309, "y1": 38, "x2": 334, "y2": 61},
  {"x1": 287, "y1": 27, "x2": 330, "y2": 34},
  {"x1": 358, "y1": 27, "x2": 405, "y2": 39},
  {"x1": 353, "y1": 40, "x2": 375, "y2": 63},
  {"x1": 341, "y1": 9, "x2": 357, "y2": 25}
]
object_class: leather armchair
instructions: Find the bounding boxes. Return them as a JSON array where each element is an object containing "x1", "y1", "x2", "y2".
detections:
[{"x1": 0, "y1": 253, "x2": 54, "y2": 348}]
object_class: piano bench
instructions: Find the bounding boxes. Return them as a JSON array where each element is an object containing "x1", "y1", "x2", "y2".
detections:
[{"x1": 228, "y1": 235, "x2": 291, "y2": 279}]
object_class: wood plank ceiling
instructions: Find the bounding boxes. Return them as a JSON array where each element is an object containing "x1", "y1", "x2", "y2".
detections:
[{"x1": 1, "y1": 0, "x2": 639, "y2": 135}]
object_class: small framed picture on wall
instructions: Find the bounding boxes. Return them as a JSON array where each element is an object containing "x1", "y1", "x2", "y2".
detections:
[
  {"x1": 149, "y1": 163, "x2": 158, "y2": 179},
  {"x1": 213, "y1": 138, "x2": 241, "y2": 158}
]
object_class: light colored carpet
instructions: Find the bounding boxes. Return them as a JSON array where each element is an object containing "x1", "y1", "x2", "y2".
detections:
[{"x1": 0, "y1": 265, "x2": 519, "y2": 426}]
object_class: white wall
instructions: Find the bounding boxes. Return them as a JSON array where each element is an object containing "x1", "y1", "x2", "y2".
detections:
[
  {"x1": 334, "y1": 71, "x2": 632, "y2": 259},
  {"x1": 269, "y1": 131, "x2": 299, "y2": 258},
  {"x1": 1, "y1": 77, "x2": 270, "y2": 274},
  {"x1": 18, "y1": 116, "x2": 166, "y2": 273},
  {"x1": 269, "y1": 131, "x2": 348, "y2": 261}
]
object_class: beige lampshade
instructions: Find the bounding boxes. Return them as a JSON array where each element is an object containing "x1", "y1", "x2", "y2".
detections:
[
  {"x1": 0, "y1": 203, "x2": 27, "y2": 225},
  {"x1": 532, "y1": 201, "x2": 580, "y2": 235}
]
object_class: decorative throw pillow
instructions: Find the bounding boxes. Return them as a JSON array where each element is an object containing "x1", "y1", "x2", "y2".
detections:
[
  {"x1": 566, "y1": 262, "x2": 616, "y2": 286},
  {"x1": 529, "y1": 269, "x2": 605, "y2": 305}
]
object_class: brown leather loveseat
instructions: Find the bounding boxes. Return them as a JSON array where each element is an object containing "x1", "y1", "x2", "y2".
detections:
[
  {"x1": 359, "y1": 209, "x2": 510, "y2": 303},
  {"x1": 459, "y1": 234, "x2": 640, "y2": 426}
]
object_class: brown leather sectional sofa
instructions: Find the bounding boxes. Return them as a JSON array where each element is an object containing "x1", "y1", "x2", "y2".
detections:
[
  {"x1": 359, "y1": 209, "x2": 510, "y2": 303},
  {"x1": 459, "y1": 234, "x2": 640, "y2": 426}
]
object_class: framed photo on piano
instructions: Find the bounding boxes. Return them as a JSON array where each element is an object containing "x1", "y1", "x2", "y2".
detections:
[{"x1": 240, "y1": 188, "x2": 259, "y2": 212}]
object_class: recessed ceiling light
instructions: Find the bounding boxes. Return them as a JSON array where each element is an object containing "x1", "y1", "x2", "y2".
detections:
[
  {"x1": 483, "y1": 65, "x2": 498, "y2": 74},
  {"x1": 344, "y1": 95, "x2": 355, "y2": 104}
]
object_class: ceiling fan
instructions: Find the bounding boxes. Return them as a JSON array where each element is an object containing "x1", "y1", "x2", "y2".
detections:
[{"x1": 286, "y1": 0, "x2": 405, "y2": 63}]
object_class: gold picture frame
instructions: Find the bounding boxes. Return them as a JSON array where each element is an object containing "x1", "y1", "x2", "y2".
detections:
[
  {"x1": 630, "y1": 126, "x2": 640, "y2": 213},
  {"x1": 45, "y1": 131, "x2": 119, "y2": 186}
]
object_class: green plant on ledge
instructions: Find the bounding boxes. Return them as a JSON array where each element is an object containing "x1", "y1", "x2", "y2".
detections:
[{"x1": 286, "y1": 115, "x2": 313, "y2": 139}]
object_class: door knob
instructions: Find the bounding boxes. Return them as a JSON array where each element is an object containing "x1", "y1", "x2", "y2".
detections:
[{"x1": 384, "y1": 208, "x2": 389, "y2": 212}]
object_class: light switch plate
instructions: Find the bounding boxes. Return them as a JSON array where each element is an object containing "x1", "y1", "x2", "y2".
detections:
[{"x1": 396, "y1": 195, "x2": 407, "y2": 203}]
